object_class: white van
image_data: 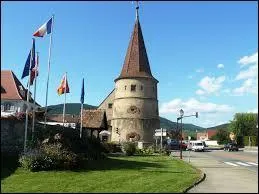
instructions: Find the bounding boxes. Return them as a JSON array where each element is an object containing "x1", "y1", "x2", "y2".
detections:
[{"x1": 188, "y1": 141, "x2": 205, "y2": 152}]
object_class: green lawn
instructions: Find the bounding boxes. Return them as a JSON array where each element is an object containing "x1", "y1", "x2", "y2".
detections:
[{"x1": 1, "y1": 155, "x2": 201, "y2": 193}]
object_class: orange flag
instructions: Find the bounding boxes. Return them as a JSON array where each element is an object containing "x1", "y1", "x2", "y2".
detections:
[{"x1": 57, "y1": 73, "x2": 70, "y2": 95}]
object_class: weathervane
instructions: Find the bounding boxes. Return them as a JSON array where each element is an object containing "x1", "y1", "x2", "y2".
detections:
[{"x1": 135, "y1": 1, "x2": 139, "y2": 19}]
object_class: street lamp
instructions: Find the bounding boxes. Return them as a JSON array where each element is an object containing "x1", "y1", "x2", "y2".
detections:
[
  {"x1": 176, "y1": 110, "x2": 198, "y2": 160},
  {"x1": 180, "y1": 109, "x2": 184, "y2": 117},
  {"x1": 179, "y1": 109, "x2": 184, "y2": 159}
]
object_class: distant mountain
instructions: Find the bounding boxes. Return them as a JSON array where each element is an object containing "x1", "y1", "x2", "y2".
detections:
[
  {"x1": 206, "y1": 123, "x2": 230, "y2": 131},
  {"x1": 43, "y1": 103, "x2": 97, "y2": 115},
  {"x1": 159, "y1": 116, "x2": 204, "y2": 132}
]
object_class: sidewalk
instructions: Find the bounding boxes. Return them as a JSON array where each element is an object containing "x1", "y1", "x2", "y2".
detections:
[
  {"x1": 170, "y1": 151, "x2": 258, "y2": 193},
  {"x1": 243, "y1": 146, "x2": 258, "y2": 153}
]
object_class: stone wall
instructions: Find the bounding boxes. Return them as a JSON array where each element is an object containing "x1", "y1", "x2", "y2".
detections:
[
  {"x1": 1, "y1": 117, "x2": 78, "y2": 154},
  {"x1": 1, "y1": 118, "x2": 25, "y2": 153}
]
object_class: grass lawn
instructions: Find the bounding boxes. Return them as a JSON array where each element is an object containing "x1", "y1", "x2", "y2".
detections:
[{"x1": 1, "y1": 155, "x2": 201, "y2": 193}]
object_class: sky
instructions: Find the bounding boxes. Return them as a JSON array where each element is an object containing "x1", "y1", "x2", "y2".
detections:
[{"x1": 2, "y1": 1, "x2": 258, "y2": 128}]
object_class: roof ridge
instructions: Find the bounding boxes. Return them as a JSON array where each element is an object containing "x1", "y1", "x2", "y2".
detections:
[{"x1": 9, "y1": 71, "x2": 23, "y2": 100}]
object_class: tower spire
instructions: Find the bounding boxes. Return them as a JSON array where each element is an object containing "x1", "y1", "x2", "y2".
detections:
[
  {"x1": 116, "y1": 0, "x2": 158, "y2": 82},
  {"x1": 135, "y1": 1, "x2": 139, "y2": 20}
]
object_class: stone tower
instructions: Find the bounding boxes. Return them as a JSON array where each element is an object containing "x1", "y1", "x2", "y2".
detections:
[{"x1": 111, "y1": 4, "x2": 160, "y2": 143}]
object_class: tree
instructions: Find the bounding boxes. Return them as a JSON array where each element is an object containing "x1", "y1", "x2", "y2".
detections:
[
  {"x1": 210, "y1": 128, "x2": 230, "y2": 145},
  {"x1": 228, "y1": 113, "x2": 258, "y2": 137}
]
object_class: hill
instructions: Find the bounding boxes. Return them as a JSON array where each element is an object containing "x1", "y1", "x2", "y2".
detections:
[
  {"x1": 43, "y1": 103, "x2": 205, "y2": 134},
  {"x1": 159, "y1": 116, "x2": 205, "y2": 132},
  {"x1": 206, "y1": 123, "x2": 230, "y2": 131},
  {"x1": 43, "y1": 103, "x2": 97, "y2": 115}
]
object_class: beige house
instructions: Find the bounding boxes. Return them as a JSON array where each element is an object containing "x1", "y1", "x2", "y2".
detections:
[
  {"x1": 98, "y1": 8, "x2": 159, "y2": 143},
  {"x1": 1, "y1": 70, "x2": 40, "y2": 117}
]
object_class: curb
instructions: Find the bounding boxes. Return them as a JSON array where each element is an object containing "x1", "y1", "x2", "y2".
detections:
[{"x1": 183, "y1": 171, "x2": 206, "y2": 193}]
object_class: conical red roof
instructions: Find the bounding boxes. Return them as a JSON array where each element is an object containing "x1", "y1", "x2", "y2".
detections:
[{"x1": 116, "y1": 18, "x2": 156, "y2": 81}]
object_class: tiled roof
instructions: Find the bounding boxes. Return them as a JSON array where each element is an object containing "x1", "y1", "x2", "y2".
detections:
[
  {"x1": 1, "y1": 70, "x2": 40, "y2": 106},
  {"x1": 1, "y1": 70, "x2": 26, "y2": 100},
  {"x1": 116, "y1": 17, "x2": 157, "y2": 82},
  {"x1": 82, "y1": 109, "x2": 107, "y2": 129}
]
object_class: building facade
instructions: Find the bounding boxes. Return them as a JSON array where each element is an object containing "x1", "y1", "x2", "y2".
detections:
[
  {"x1": 98, "y1": 8, "x2": 160, "y2": 143},
  {"x1": 1, "y1": 70, "x2": 40, "y2": 117},
  {"x1": 197, "y1": 130, "x2": 217, "y2": 141}
]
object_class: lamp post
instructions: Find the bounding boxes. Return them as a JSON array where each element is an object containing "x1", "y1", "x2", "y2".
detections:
[
  {"x1": 176, "y1": 111, "x2": 198, "y2": 160},
  {"x1": 179, "y1": 109, "x2": 184, "y2": 159}
]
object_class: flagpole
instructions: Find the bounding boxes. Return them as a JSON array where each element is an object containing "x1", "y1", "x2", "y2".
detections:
[
  {"x1": 63, "y1": 72, "x2": 67, "y2": 128},
  {"x1": 44, "y1": 14, "x2": 54, "y2": 127},
  {"x1": 32, "y1": 52, "x2": 39, "y2": 141},
  {"x1": 80, "y1": 102, "x2": 83, "y2": 138},
  {"x1": 24, "y1": 39, "x2": 33, "y2": 153}
]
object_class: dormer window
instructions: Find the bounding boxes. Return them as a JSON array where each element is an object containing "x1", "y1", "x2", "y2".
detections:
[{"x1": 131, "y1": 85, "x2": 136, "y2": 92}]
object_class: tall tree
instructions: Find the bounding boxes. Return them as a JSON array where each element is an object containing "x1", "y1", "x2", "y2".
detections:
[{"x1": 228, "y1": 113, "x2": 258, "y2": 137}]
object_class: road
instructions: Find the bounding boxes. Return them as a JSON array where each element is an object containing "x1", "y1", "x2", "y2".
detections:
[{"x1": 171, "y1": 149, "x2": 258, "y2": 193}]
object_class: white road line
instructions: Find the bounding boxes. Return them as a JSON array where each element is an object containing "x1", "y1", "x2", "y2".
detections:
[
  {"x1": 235, "y1": 162, "x2": 252, "y2": 166},
  {"x1": 246, "y1": 162, "x2": 258, "y2": 166},
  {"x1": 224, "y1": 162, "x2": 239, "y2": 166}
]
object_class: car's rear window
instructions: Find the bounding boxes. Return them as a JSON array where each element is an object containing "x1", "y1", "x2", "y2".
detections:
[{"x1": 195, "y1": 143, "x2": 203, "y2": 146}]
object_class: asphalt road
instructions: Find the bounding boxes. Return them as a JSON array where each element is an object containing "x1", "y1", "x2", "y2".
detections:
[{"x1": 171, "y1": 150, "x2": 258, "y2": 193}]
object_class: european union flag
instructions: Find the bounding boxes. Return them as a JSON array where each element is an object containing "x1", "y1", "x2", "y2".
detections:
[
  {"x1": 21, "y1": 39, "x2": 35, "y2": 79},
  {"x1": 80, "y1": 78, "x2": 85, "y2": 104}
]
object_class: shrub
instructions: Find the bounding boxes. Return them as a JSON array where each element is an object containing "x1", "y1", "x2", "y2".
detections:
[
  {"x1": 19, "y1": 149, "x2": 54, "y2": 171},
  {"x1": 243, "y1": 136, "x2": 258, "y2": 146},
  {"x1": 102, "y1": 142, "x2": 122, "y2": 153},
  {"x1": 122, "y1": 142, "x2": 136, "y2": 156},
  {"x1": 136, "y1": 146, "x2": 155, "y2": 155}
]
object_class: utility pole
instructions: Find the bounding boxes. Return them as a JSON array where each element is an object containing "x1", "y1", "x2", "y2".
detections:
[{"x1": 160, "y1": 128, "x2": 163, "y2": 150}]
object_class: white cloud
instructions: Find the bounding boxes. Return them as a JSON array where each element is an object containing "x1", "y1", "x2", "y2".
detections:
[
  {"x1": 222, "y1": 89, "x2": 230, "y2": 93},
  {"x1": 159, "y1": 98, "x2": 234, "y2": 115},
  {"x1": 235, "y1": 64, "x2": 258, "y2": 80},
  {"x1": 238, "y1": 51, "x2": 258, "y2": 68},
  {"x1": 196, "y1": 68, "x2": 204, "y2": 73},
  {"x1": 197, "y1": 76, "x2": 226, "y2": 95},
  {"x1": 233, "y1": 51, "x2": 258, "y2": 96},
  {"x1": 196, "y1": 89, "x2": 205, "y2": 95},
  {"x1": 217, "y1": 64, "x2": 224, "y2": 69},
  {"x1": 247, "y1": 108, "x2": 258, "y2": 113},
  {"x1": 232, "y1": 78, "x2": 258, "y2": 96}
]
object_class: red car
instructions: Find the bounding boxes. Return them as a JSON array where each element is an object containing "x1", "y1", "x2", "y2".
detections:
[{"x1": 179, "y1": 142, "x2": 187, "y2": 150}]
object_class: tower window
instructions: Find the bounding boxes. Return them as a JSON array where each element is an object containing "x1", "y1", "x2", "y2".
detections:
[
  {"x1": 131, "y1": 85, "x2": 136, "y2": 91},
  {"x1": 140, "y1": 85, "x2": 143, "y2": 90},
  {"x1": 108, "y1": 103, "x2": 113, "y2": 109},
  {"x1": 125, "y1": 86, "x2": 127, "y2": 90}
]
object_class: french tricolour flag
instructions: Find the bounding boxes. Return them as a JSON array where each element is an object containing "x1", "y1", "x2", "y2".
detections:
[{"x1": 33, "y1": 17, "x2": 53, "y2": 37}]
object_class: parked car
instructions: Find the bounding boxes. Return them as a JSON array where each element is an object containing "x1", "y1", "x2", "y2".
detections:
[
  {"x1": 166, "y1": 140, "x2": 187, "y2": 150},
  {"x1": 191, "y1": 141, "x2": 205, "y2": 152},
  {"x1": 180, "y1": 142, "x2": 187, "y2": 150},
  {"x1": 187, "y1": 141, "x2": 205, "y2": 152},
  {"x1": 224, "y1": 143, "x2": 239, "y2": 151}
]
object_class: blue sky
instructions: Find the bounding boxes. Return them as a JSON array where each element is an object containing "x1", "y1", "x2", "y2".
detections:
[{"x1": 2, "y1": 1, "x2": 258, "y2": 128}]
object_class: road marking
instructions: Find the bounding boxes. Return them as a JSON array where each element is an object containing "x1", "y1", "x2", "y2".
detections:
[
  {"x1": 246, "y1": 162, "x2": 258, "y2": 166},
  {"x1": 224, "y1": 162, "x2": 239, "y2": 166},
  {"x1": 235, "y1": 162, "x2": 252, "y2": 166}
]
